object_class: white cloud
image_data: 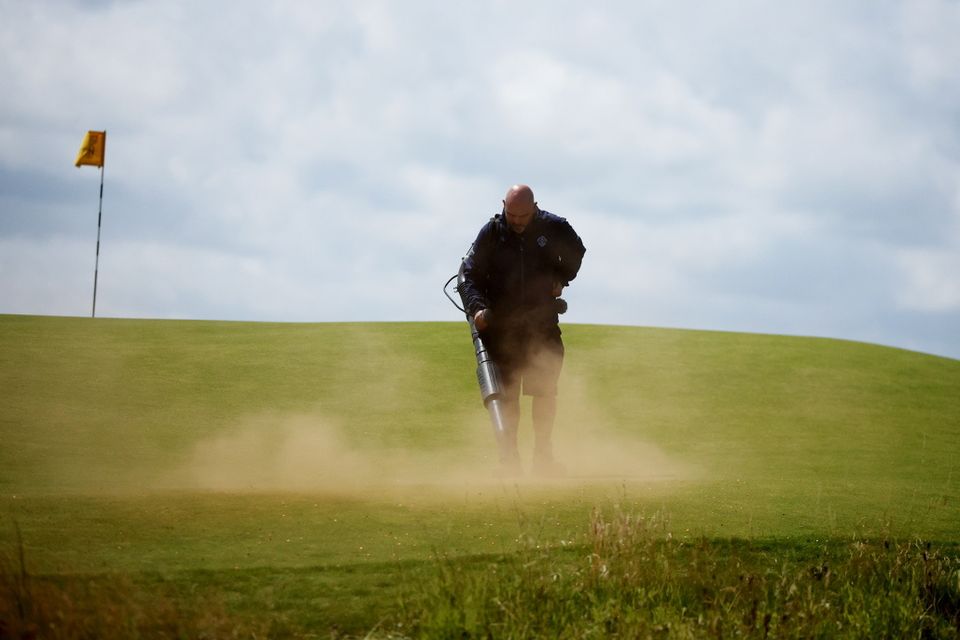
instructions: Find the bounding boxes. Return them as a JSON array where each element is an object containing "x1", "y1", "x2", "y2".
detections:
[
  {"x1": 492, "y1": 50, "x2": 740, "y2": 167},
  {"x1": 1, "y1": 1, "x2": 959, "y2": 358},
  {"x1": 0, "y1": 235, "x2": 95, "y2": 316},
  {"x1": 895, "y1": 249, "x2": 960, "y2": 313}
]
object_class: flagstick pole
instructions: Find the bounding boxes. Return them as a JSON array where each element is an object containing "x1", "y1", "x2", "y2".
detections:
[{"x1": 92, "y1": 163, "x2": 104, "y2": 318}]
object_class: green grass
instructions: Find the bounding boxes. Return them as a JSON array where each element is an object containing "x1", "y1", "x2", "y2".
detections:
[
  {"x1": 397, "y1": 508, "x2": 960, "y2": 638},
  {"x1": 1, "y1": 314, "x2": 958, "y2": 636}
]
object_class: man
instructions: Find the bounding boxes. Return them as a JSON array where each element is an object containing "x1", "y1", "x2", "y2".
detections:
[{"x1": 459, "y1": 184, "x2": 586, "y2": 476}]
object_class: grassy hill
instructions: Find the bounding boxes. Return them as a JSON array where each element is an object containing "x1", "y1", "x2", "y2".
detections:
[{"x1": 1, "y1": 314, "x2": 958, "y2": 635}]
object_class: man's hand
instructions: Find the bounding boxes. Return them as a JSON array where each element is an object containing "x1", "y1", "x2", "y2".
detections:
[
  {"x1": 474, "y1": 309, "x2": 489, "y2": 331},
  {"x1": 552, "y1": 281, "x2": 564, "y2": 297}
]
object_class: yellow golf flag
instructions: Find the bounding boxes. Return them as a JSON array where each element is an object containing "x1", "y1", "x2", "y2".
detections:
[{"x1": 75, "y1": 130, "x2": 106, "y2": 168}]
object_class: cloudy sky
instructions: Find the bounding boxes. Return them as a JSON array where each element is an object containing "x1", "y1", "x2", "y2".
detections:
[{"x1": 2, "y1": 1, "x2": 958, "y2": 359}]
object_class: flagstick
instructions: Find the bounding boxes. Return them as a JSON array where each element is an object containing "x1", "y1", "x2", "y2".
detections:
[{"x1": 92, "y1": 163, "x2": 104, "y2": 318}]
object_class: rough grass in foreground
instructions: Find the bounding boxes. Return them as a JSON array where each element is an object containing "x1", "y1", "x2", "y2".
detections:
[
  {"x1": 397, "y1": 509, "x2": 960, "y2": 639},
  {"x1": 4, "y1": 512, "x2": 959, "y2": 638},
  {"x1": 0, "y1": 542, "x2": 283, "y2": 639}
]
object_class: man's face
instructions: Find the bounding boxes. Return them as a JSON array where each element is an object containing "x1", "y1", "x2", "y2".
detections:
[{"x1": 503, "y1": 199, "x2": 537, "y2": 234}]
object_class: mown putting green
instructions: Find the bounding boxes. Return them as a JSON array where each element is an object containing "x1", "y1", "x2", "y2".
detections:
[{"x1": 1, "y1": 314, "x2": 958, "y2": 634}]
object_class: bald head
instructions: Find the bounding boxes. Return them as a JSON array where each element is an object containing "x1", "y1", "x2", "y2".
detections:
[
  {"x1": 502, "y1": 184, "x2": 538, "y2": 234},
  {"x1": 505, "y1": 184, "x2": 535, "y2": 206}
]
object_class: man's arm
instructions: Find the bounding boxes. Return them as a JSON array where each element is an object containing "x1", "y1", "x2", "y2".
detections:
[
  {"x1": 554, "y1": 218, "x2": 586, "y2": 287},
  {"x1": 459, "y1": 223, "x2": 494, "y2": 319}
]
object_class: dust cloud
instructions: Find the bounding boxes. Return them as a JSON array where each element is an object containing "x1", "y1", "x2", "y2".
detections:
[
  {"x1": 165, "y1": 411, "x2": 499, "y2": 492},
  {"x1": 162, "y1": 328, "x2": 698, "y2": 493},
  {"x1": 549, "y1": 368, "x2": 698, "y2": 483},
  {"x1": 164, "y1": 400, "x2": 695, "y2": 494}
]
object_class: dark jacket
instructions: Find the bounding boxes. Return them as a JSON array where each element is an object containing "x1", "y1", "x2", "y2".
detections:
[{"x1": 460, "y1": 209, "x2": 586, "y2": 333}]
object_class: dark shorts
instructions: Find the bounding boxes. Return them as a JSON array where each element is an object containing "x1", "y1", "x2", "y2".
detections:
[{"x1": 489, "y1": 328, "x2": 564, "y2": 398}]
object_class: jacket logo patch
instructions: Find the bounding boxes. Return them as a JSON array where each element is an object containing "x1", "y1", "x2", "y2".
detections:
[{"x1": 537, "y1": 235, "x2": 548, "y2": 248}]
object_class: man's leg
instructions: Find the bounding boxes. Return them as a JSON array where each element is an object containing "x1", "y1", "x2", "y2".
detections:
[{"x1": 527, "y1": 335, "x2": 565, "y2": 476}]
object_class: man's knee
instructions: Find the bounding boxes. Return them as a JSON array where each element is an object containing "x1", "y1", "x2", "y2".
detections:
[{"x1": 521, "y1": 342, "x2": 564, "y2": 397}]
